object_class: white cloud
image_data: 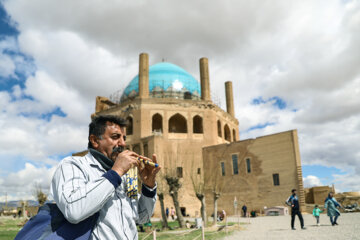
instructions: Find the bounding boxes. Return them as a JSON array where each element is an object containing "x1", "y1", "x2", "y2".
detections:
[
  {"x1": 332, "y1": 173, "x2": 360, "y2": 194},
  {"x1": 24, "y1": 71, "x2": 90, "y2": 121},
  {"x1": 0, "y1": 163, "x2": 56, "y2": 202},
  {"x1": 0, "y1": 54, "x2": 16, "y2": 78},
  {"x1": 303, "y1": 175, "x2": 323, "y2": 188},
  {"x1": 11, "y1": 84, "x2": 22, "y2": 98},
  {"x1": 0, "y1": 37, "x2": 18, "y2": 79},
  {"x1": 0, "y1": 82, "x2": 89, "y2": 161},
  {"x1": 0, "y1": 36, "x2": 36, "y2": 81},
  {"x1": 18, "y1": 30, "x2": 136, "y2": 100}
]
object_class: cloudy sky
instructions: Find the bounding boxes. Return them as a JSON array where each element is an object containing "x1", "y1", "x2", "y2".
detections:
[{"x1": 0, "y1": 0, "x2": 359, "y2": 201}]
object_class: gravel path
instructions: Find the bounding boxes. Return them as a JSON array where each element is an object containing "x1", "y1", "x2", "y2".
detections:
[{"x1": 223, "y1": 212, "x2": 360, "y2": 240}]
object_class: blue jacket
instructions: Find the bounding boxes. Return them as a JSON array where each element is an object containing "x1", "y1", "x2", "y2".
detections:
[
  {"x1": 324, "y1": 197, "x2": 340, "y2": 217},
  {"x1": 286, "y1": 195, "x2": 300, "y2": 210}
]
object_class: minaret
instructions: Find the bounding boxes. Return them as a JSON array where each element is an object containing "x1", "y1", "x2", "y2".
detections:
[
  {"x1": 139, "y1": 53, "x2": 149, "y2": 98},
  {"x1": 225, "y1": 81, "x2": 235, "y2": 117},
  {"x1": 199, "y1": 57, "x2": 211, "y2": 101}
]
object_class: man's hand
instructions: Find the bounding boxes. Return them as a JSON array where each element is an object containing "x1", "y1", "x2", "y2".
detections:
[
  {"x1": 111, "y1": 150, "x2": 140, "y2": 176},
  {"x1": 138, "y1": 154, "x2": 161, "y2": 188}
]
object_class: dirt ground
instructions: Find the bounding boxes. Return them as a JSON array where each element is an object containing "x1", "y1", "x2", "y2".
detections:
[{"x1": 223, "y1": 212, "x2": 360, "y2": 240}]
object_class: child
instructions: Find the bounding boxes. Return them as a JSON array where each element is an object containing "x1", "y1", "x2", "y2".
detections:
[{"x1": 312, "y1": 205, "x2": 323, "y2": 226}]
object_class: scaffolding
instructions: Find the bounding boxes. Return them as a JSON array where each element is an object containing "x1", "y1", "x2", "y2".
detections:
[{"x1": 109, "y1": 88, "x2": 223, "y2": 108}]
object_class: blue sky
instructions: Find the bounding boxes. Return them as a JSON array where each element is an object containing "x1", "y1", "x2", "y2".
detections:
[
  {"x1": 302, "y1": 165, "x2": 346, "y2": 183},
  {"x1": 0, "y1": 3, "x2": 31, "y2": 91},
  {"x1": 0, "y1": 3, "x2": 17, "y2": 35},
  {"x1": 0, "y1": 0, "x2": 359, "y2": 201}
]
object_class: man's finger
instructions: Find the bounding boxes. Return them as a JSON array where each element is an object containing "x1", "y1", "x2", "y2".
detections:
[
  {"x1": 152, "y1": 154, "x2": 157, "y2": 163},
  {"x1": 128, "y1": 151, "x2": 140, "y2": 158},
  {"x1": 137, "y1": 154, "x2": 156, "y2": 163},
  {"x1": 153, "y1": 167, "x2": 161, "y2": 175},
  {"x1": 129, "y1": 156, "x2": 139, "y2": 168},
  {"x1": 137, "y1": 164, "x2": 143, "y2": 173},
  {"x1": 139, "y1": 161, "x2": 145, "y2": 171}
]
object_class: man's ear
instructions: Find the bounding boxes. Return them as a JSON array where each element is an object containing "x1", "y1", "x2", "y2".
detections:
[{"x1": 89, "y1": 135, "x2": 99, "y2": 148}]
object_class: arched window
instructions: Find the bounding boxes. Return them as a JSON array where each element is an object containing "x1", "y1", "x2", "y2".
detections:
[
  {"x1": 233, "y1": 129, "x2": 236, "y2": 141},
  {"x1": 217, "y1": 120, "x2": 222, "y2": 137},
  {"x1": 193, "y1": 115, "x2": 203, "y2": 133},
  {"x1": 224, "y1": 124, "x2": 231, "y2": 141},
  {"x1": 152, "y1": 113, "x2": 163, "y2": 133},
  {"x1": 169, "y1": 113, "x2": 187, "y2": 133},
  {"x1": 126, "y1": 116, "x2": 133, "y2": 135}
]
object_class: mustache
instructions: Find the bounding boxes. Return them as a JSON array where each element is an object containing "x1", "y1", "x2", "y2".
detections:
[{"x1": 112, "y1": 146, "x2": 125, "y2": 154}]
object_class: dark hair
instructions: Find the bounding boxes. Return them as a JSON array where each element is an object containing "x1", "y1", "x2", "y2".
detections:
[
  {"x1": 315, "y1": 205, "x2": 318, "y2": 208},
  {"x1": 88, "y1": 115, "x2": 127, "y2": 148},
  {"x1": 291, "y1": 189, "x2": 296, "y2": 193}
]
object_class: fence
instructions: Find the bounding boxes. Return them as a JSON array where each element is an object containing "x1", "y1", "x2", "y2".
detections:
[{"x1": 141, "y1": 220, "x2": 206, "y2": 240}]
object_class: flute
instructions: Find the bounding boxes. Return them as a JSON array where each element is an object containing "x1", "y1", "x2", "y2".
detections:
[
  {"x1": 112, "y1": 146, "x2": 159, "y2": 168},
  {"x1": 137, "y1": 156, "x2": 159, "y2": 168}
]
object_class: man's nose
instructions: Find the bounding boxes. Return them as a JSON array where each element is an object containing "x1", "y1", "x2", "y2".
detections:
[{"x1": 118, "y1": 136, "x2": 126, "y2": 146}]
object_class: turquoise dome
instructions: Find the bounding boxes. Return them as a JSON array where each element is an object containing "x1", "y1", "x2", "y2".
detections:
[{"x1": 121, "y1": 62, "x2": 201, "y2": 102}]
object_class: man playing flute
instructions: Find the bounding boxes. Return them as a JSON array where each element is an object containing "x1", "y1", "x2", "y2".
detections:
[{"x1": 50, "y1": 115, "x2": 161, "y2": 239}]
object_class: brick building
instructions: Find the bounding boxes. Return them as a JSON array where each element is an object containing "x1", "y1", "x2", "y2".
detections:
[{"x1": 203, "y1": 130, "x2": 305, "y2": 216}]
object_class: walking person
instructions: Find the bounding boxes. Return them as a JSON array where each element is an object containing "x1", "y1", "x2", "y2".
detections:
[
  {"x1": 312, "y1": 205, "x2": 323, "y2": 226},
  {"x1": 166, "y1": 207, "x2": 169, "y2": 219},
  {"x1": 286, "y1": 189, "x2": 306, "y2": 230},
  {"x1": 242, "y1": 203, "x2": 247, "y2": 218},
  {"x1": 170, "y1": 207, "x2": 175, "y2": 220},
  {"x1": 324, "y1": 192, "x2": 341, "y2": 226}
]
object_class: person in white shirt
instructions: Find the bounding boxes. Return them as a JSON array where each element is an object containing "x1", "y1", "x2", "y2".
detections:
[{"x1": 50, "y1": 115, "x2": 161, "y2": 239}]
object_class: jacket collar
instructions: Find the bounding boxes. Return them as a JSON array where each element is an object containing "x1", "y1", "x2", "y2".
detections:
[{"x1": 88, "y1": 148, "x2": 114, "y2": 171}]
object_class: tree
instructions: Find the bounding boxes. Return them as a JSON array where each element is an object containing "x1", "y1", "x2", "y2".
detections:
[
  {"x1": 211, "y1": 176, "x2": 222, "y2": 226},
  {"x1": 190, "y1": 157, "x2": 207, "y2": 226},
  {"x1": 156, "y1": 173, "x2": 169, "y2": 229},
  {"x1": 162, "y1": 148, "x2": 185, "y2": 229},
  {"x1": 165, "y1": 172, "x2": 185, "y2": 228},
  {"x1": 33, "y1": 183, "x2": 47, "y2": 206}
]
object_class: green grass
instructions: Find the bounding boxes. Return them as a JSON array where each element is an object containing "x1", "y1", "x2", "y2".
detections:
[
  {"x1": 138, "y1": 220, "x2": 237, "y2": 240},
  {"x1": 138, "y1": 228, "x2": 233, "y2": 240},
  {"x1": 143, "y1": 220, "x2": 181, "y2": 230},
  {"x1": 141, "y1": 220, "x2": 242, "y2": 229},
  {"x1": 217, "y1": 221, "x2": 237, "y2": 226},
  {"x1": 0, "y1": 218, "x2": 23, "y2": 240},
  {"x1": 0, "y1": 218, "x2": 237, "y2": 240}
]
